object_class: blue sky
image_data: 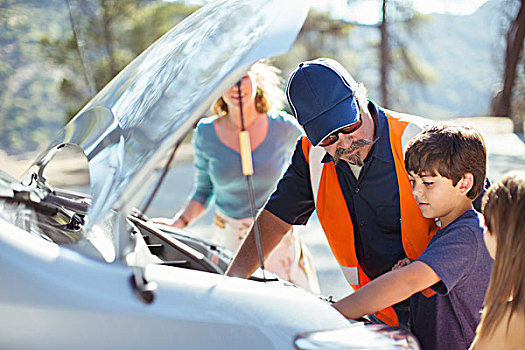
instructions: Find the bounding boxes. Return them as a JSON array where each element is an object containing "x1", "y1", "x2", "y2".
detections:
[
  {"x1": 311, "y1": 0, "x2": 490, "y2": 24},
  {"x1": 178, "y1": 0, "x2": 490, "y2": 25}
]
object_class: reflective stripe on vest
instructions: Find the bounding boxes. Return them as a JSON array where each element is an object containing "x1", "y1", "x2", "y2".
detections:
[{"x1": 304, "y1": 110, "x2": 437, "y2": 326}]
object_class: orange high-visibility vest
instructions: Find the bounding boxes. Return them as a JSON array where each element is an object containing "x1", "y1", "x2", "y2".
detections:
[{"x1": 303, "y1": 110, "x2": 437, "y2": 326}]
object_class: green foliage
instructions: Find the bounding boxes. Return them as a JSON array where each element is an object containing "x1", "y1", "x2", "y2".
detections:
[
  {"x1": 0, "y1": 0, "x2": 202, "y2": 155},
  {"x1": 0, "y1": 1, "x2": 355, "y2": 155},
  {"x1": 40, "y1": 0, "x2": 201, "y2": 125},
  {"x1": 122, "y1": 2, "x2": 199, "y2": 55},
  {"x1": 2, "y1": 0, "x2": 515, "y2": 156},
  {"x1": 0, "y1": 0, "x2": 67, "y2": 155},
  {"x1": 273, "y1": 8, "x2": 359, "y2": 82},
  {"x1": 296, "y1": 9, "x2": 356, "y2": 61}
]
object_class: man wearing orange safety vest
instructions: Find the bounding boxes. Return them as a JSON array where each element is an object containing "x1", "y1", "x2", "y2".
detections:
[{"x1": 226, "y1": 58, "x2": 483, "y2": 327}]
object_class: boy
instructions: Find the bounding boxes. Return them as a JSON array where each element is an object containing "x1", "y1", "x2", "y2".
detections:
[{"x1": 332, "y1": 123, "x2": 493, "y2": 350}]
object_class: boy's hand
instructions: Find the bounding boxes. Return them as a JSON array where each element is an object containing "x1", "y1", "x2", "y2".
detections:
[
  {"x1": 332, "y1": 260, "x2": 440, "y2": 319},
  {"x1": 392, "y1": 258, "x2": 412, "y2": 271}
]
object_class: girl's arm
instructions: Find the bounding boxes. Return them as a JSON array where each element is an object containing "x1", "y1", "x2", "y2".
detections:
[{"x1": 332, "y1": 261, "x2": 440, "y2": 319}]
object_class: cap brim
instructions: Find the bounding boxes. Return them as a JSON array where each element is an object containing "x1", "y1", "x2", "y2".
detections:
[{"x1": 303, "y1": 96, "x2": 359, "y2": 147}]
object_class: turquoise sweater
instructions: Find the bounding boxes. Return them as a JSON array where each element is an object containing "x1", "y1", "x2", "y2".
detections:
[{"x1": 190, "y1": 111, "x2": 302, "y2": 219}]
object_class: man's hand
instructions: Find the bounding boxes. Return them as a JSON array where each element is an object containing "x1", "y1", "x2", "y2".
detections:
[
  {"x1": 226, "y1": 209, "x2": 291, "y2": 278},
  {"x1": 392, "y1": 258, "x2": 412, "y2": 271}
]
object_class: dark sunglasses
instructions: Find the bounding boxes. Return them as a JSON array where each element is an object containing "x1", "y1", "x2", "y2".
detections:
[{"x1": 319, "y1": 112, "x2": 363, "y2": 147}]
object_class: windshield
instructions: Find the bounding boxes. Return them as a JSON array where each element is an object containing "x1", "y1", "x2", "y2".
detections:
[{"x1": 75, "y1": 0, "x2": 297, "y2": 233}]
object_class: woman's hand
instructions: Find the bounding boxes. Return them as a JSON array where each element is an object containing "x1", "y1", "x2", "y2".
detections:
[
  {"x1": 151, "y1": 201, "x2": 204, "y2": 229},
  {"x1": 150, "y1": 216, "x2": 187, "y2": 228}
]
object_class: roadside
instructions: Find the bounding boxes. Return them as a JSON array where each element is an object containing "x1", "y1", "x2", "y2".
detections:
[
  {"x1": 454, "y1": 117, "x2": 525, "y2": 181},
  {"x1": 1, "y1": 117, "x2": 523, "y2": 187}
]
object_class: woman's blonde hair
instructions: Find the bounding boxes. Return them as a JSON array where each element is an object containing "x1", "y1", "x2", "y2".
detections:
[
  {"x1": 212, "y1": 60, "x2": 285, "y2": 116},
  {"x1": 476, "y1": 171, "x2": 525, "y2": 339}
]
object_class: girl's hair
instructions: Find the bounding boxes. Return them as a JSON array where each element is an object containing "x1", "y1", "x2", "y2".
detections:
[
  {"x1": 211, "y1": 60, "x2": 285, "y2": 116},
  {"x1": 476, "y1": 171, "x2": 525, "y2": 339}
]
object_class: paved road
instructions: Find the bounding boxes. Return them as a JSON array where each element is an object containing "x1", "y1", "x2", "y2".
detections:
[{"x1": 144, "y1": 130, "x2": 525, "y2": 299}]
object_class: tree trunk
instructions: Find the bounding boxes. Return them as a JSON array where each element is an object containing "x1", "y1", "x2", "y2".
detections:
[
  {"x1": 100, "y1": 0, "x2": 118, "y2": 79},
  {"x1": 380, "y1": 0, "x2": 390, "y2": 108},
  {"x1": 491, "y1": 0, "x2": 525, "y2": 134},
  {"x1": 66, "y1": 0, "x2": 96, "y2": 97}
]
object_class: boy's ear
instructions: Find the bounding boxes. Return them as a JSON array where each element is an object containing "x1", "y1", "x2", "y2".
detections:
[{"x1": 459, "y1": 173, "x2": 474, "y2": 194}]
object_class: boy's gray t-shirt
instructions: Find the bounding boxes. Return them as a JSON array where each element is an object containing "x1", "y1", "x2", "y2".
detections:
[{"x1": 410, "y1": 210, "x2": 493, "y2": 350}]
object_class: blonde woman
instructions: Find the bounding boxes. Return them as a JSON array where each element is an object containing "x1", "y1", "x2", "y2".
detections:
[
  {"x1": 155, "y1": 61, "x2": 319, "y2": 292},
  {"x1": 470, "y1": 171, "x2": 525, "y2": 349}
]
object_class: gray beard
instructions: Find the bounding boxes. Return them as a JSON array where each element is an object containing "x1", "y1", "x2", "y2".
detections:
[
  {"x1": 334, "y1": 138, "x2": 377, "y2": 166},
  {"x1": 346, "y1": 153, "x2": 365, "y2": 166}
]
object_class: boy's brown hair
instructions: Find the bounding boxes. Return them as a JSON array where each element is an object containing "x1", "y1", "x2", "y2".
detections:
[{"x1": 404, "y1": 123, "x2": 486, "y2": 200}]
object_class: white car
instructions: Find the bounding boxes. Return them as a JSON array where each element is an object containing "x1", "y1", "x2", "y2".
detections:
[{"x1": 0, "y1": 0, "x2": 420, "y2": 349}]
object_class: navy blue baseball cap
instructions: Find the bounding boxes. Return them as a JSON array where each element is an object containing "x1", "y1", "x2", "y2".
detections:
[{"x1": 286, "y1": 58, "x2": 359, "y2": 147}]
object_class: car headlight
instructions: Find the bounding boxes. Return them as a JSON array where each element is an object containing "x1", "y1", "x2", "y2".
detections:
[{"x1": 294, "y1": 322, "x2": 420, "y2": 350}]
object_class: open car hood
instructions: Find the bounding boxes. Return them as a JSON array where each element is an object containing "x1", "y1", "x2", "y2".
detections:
[{"x1": 20, "y1": 0, "x2": 309, "y2": 258}]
